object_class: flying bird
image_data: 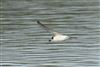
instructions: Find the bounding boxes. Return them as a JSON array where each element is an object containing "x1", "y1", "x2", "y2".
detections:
[{"x1": 37, "y1": 21, "x2": 70, "y2": 42}]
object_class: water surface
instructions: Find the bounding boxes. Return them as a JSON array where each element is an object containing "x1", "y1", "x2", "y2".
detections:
[{"x1": 1, "y1": 0, "x2": 100, "y2": 67}]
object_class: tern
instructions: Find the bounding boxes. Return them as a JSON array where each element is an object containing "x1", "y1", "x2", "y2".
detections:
[{"x1": 37, "y1": 21, "x2": 70, "y2": 42}]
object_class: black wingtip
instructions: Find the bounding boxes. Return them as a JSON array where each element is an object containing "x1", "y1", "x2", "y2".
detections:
[{"x1": 37, "y1": 20, "x2": 40, "y2": 23}]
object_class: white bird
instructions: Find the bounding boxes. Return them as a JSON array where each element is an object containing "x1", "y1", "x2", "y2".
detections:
[{"x1": 37, "y1": 21, "x2": 70, "y2": 42}]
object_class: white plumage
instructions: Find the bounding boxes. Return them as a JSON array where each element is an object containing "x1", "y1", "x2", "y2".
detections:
[{"x1": 37, "y1": 21, "x2": 70, "y2": 42}]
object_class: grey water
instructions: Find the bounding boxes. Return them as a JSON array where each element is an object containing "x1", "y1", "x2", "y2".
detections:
[{"x1": 1, "y1": 0, "x2": 100, "y2": 67}]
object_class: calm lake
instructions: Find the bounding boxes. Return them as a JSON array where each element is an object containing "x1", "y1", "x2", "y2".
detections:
[{"x1": 1, "y1": 0, "x2": 100, "y2": 67}]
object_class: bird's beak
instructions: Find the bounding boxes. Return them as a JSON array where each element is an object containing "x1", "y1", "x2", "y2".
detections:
[{"x1": 49, "y1": 40, "x2": 51, "y2": 42}]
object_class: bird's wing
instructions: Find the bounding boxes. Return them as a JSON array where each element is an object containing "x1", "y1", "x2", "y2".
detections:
[
  {"x1": 37, "y1": 21, "x2": 53, "y2": 32},
  {"x1": 37, "y1": 21, "x2": 62, "y2": 35}
]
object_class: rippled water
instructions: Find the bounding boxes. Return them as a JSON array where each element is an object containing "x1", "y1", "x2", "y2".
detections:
[{"x1": 1, "y1": 0, "x2": 100, "y2": 67}]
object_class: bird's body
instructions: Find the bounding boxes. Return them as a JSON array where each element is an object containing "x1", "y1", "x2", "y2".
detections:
[
  {"x1": 37, "y1": 21, "x2": 69, "y2": 42},
  {"x1": 51, "y1": 34, "x2": 69, "y2": 42}
]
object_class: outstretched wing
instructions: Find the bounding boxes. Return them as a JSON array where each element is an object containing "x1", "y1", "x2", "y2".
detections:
[
  {"x1": 37, "y1": 21, "x2": 61, "y2": 35},
  {"x1": 37, "y1": 21, "x2": 53, "y2": 32}
]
